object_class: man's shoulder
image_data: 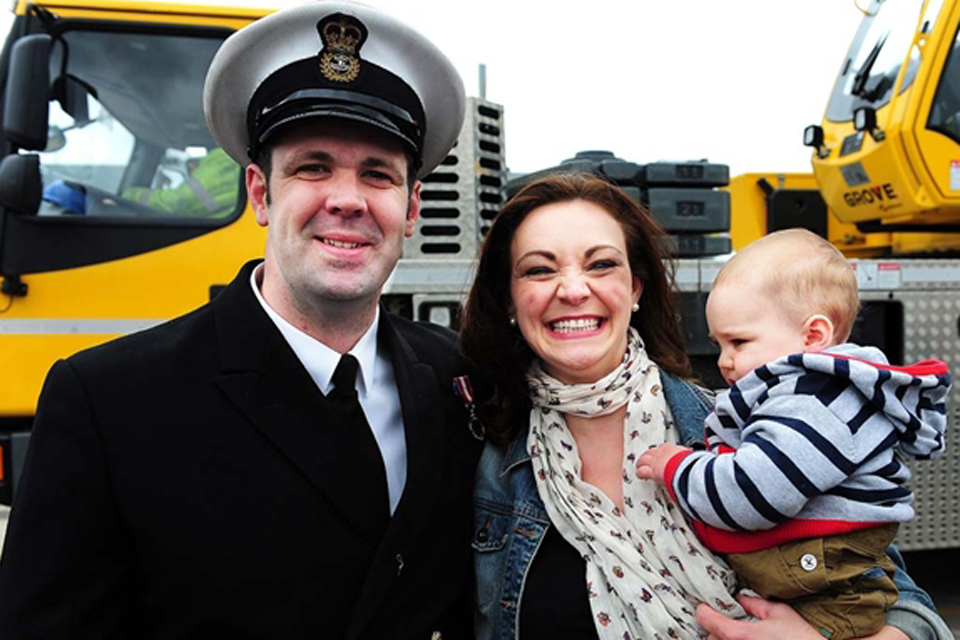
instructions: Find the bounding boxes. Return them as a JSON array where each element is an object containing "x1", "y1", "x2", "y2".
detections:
[
  {"x1": 67, "y1": 302, "x2": 217, "y2": 377},
  {"x1": 387, "y1": 314, "x2": 461, "y2": 361},
  {"x1": 385, "y1": 315, "x2": 487, "y2": 399}
]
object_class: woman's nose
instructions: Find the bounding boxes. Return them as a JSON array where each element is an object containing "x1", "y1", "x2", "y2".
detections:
[{"x1": 556, "y1": 274, "x2": 590, "y2": 304}]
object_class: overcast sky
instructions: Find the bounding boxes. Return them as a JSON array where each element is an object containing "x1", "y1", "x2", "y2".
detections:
[
  {"x1": 366, "y1": 0, "x2": 868, "y2": 177},
  {"x1": 2, "y1": 0, "x2": 872, "y2": 177},
  {"x1": 175, "y1": 0, "x2": 870, "y2": 176}
]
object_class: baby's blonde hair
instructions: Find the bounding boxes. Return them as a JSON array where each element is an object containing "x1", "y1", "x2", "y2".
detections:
[{"x1": 712, "y1": 228, "x2": 859, "y2": 343}]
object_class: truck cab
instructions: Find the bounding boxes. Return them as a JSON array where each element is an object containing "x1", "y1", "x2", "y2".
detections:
[{"x1": 0, "y1": 1, "x2": 271, "y2": 502}]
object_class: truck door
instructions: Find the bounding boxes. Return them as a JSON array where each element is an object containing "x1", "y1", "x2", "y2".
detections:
[{"x1": 0, "y1": 17, "x2": 245, "y2": 280}]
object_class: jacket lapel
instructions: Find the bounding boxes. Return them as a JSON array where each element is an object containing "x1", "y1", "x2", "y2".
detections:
[
  {"x1": 210, "y1": 261, "x2": 382, "y2": 546},
  {"x1": 343, "y1": 313, "x2": 449, "y2": 638},
  {"x1": 383, "y1": 314, "x2": 448, "y2": 550}
]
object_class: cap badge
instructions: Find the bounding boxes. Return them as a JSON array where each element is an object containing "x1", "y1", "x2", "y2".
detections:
[{"x1": 317, "y1": 14, "x2": 367, "y2": 83}]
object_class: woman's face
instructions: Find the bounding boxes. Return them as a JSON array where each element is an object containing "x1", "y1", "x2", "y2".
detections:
[{"x1": 509, "y1": 199, "x2": 642, "y2": 384}]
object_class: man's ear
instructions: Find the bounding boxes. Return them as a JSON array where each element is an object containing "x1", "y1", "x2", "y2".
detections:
[
  {"x1": 405, "y1": 181, "x2": 421, "y2": 237},
  {"x1": 803, "y1": 314, "x2": 836, "y2": 352},
  {"x1": 246, "y1": 164, "x2": 270, "y2": 227}
]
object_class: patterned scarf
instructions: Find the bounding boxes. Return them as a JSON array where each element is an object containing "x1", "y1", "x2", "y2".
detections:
[{"x1": 526, "y1": 328, "x2": 747, "y2": 639}]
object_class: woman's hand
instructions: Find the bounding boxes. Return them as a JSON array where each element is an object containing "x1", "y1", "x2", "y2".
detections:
[
  {"x1": 697, "y1": 594, "x2": 910, "y2": 640},
  {"x1": 636, "y1": 442, "x2": 688, "y2": 484}
]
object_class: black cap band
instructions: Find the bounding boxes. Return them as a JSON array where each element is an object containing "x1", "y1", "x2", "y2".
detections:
[{"x1": 246, "y1": 57, "x2": 425, "y2": 163}]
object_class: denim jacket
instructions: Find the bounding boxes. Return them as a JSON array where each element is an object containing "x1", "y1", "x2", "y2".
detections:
[{"x1": 473, "y1": 372, "x2": 949, "y2": 640}]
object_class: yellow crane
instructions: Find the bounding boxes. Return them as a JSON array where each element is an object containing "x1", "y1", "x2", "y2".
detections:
[{"x1": 730, "y1": 0, "x2": 960, "y2": 551}]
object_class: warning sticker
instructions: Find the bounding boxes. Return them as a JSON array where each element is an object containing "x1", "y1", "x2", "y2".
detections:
[
  {"x1": 951, "y1": 160, "x2": 960, "y2": 191},
  {"x1": 878, "y1": 262, "x2": 902, "y2": 289}
]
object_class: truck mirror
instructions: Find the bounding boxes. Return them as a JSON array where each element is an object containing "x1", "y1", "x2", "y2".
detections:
[
  {"x1": 45, "y1": 75, "x2": 100, "y2": 152},
  {"x1": 3, "y1": 34, "x2": 53, "y2": 151},
  {"x1": 0, "y1": 154, "x2": 42, "y2": 215},
  {"x1": 51, "y1": 74, "x2": 93, "y2": 127}
]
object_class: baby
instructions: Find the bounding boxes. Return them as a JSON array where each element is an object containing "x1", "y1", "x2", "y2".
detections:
[{"x1": 637, "y1": 228, "x2": 950, "y2": 639}]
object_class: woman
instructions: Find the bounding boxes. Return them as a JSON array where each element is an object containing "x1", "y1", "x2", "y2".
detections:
[{"x1": 460, "y1": 173, "x2": 951, "y2": 640}]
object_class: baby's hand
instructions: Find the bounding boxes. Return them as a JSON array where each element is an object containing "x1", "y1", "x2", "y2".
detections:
[{"x1": 636, "y1": 442, "x2": 689, "y2": 485}]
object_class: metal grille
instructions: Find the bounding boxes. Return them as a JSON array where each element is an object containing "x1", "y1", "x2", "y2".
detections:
[
  {"x1": 702, "y1": 258, "x2": 960, "y2": 551},
  {"x1": 876, "y1": 290, "x2": 960, "y2": 550},
  {"x1": 403, "y1": 97, "x2": 506, "y2": 259}
]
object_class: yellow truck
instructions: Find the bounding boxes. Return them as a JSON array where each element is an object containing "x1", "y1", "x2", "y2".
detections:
[
  {"x1": 0, "y1": 0, "x2": 505, "y2": 503},
  {"x1": 734, "y1": 0, "x2": 960, "y2": 551},
  {"x1": 0, "y1": 1, "x2": 268, "y2": 503},
  {"x1": 805, "y1": 0, "x2": 960, "y2": 238}
]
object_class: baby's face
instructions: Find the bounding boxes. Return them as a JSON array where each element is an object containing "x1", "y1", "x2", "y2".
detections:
[{"x1": 706, "y1": 282, "x2": 808, "y2": 386}]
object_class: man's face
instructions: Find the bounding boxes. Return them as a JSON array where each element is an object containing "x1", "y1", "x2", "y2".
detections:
[{"x1": 247, "y1": 120, "x2": 420, "y2": 321}]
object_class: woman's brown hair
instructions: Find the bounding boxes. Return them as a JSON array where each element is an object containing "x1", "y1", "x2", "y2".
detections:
[{"x1": 460, "y1": 172, "x2": 691, "y2": 442}]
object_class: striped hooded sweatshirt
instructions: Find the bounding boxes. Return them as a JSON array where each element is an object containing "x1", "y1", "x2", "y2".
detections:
[{"x1": 662, "y1": 343, "x2": 949, "y2": 554}]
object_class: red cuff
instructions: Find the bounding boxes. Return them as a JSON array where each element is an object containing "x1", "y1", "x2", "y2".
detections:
[{"x1": 662, "y1": 448, "x2": 694, "y2": 503}]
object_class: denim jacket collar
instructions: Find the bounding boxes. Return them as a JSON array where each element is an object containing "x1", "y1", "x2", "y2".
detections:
[
  {"x1": 662, "y1": 371, "x2": 713, "y2": 447},
  {"x1": 500, "y1": 434, "x2": 530, "y2": 476}
]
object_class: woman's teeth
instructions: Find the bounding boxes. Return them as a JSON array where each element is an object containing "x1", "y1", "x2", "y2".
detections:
[{"x1": 550, "y1": 318, "x2": 600, "y2": 333}]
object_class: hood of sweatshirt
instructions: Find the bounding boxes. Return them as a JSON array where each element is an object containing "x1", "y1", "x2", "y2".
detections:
[{"x1": 772, "y1": 343, "x2": 949, "y2": 460}]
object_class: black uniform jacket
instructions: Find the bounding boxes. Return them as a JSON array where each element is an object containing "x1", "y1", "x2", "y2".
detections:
[{"x1": 0, "y1": 261, "x2": 483, "y2": 639}]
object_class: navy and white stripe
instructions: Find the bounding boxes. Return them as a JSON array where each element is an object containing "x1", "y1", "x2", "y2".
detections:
[{"x1": 673, "y1": 344, "x2": 950, "y2": 532}]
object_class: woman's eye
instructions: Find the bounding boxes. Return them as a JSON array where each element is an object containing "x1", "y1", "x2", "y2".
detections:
[
  {"x1": 588, "y1": 260, "x2": 618, "y2": 271},
  {"x1": 522, "y1": 266, "x2": 554, "y2": 277}
]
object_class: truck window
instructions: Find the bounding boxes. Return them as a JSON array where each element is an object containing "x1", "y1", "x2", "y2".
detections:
[
  {"x1": 41, "y1": 92, "x2": 136, "y2": 199},
  {"x1": 36, "y1": 28, "x2": 242, "y2": 220},
  {"x1": 927, "y1": 20, "x2": 960, "y2": 144},
  {"x1": 825, "y1": 0, "x2": 924, "y2": 123}
]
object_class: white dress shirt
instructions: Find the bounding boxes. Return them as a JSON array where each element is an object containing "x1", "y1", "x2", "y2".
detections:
[{"x1": 249, "y1": 265, "x2": 407, "y2": 513}]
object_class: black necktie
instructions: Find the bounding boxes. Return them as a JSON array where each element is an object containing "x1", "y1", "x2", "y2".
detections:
[{"x1": 328, "y1": 354, "x2": 389, "y2": 541}]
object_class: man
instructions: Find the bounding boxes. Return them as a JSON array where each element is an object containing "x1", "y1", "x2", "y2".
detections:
[
  {"x1": 0, "y1": 3, "x2": 482, "y2": 638},
  {"x1": 121, "y1": 148, "x2": 241, "y2": 217}
]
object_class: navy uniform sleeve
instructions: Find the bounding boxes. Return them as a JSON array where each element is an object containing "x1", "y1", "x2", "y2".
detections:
[{"x1": 0, "y1": 359, "x2": 132, "y2": 637}]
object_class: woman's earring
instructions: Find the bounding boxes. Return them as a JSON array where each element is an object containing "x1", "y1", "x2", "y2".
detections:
[
  {"x1": 631, "y1": 303, "x2": 640, "y2": 313},
  {"x1": 509, "y1": 317, "x2": 517, "y2": 326}
]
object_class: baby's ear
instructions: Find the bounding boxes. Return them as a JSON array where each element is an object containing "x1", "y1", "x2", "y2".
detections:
[{"x1": 803, "y1": 314, "x2": 835, "y2": 352}]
